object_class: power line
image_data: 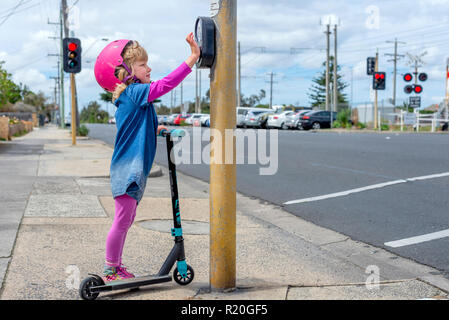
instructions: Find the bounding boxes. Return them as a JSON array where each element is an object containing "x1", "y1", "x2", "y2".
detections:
[{"x1": 0, "y1": 0, "x2": 25, "y2": 27}]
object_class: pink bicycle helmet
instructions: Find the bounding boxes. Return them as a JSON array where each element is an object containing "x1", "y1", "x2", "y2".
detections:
[{"x1": 94, "y1": 39, "x2": 140, "y2": 92}]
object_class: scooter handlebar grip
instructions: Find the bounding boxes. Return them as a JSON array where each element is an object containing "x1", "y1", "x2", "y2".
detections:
[{"x1": 169, "y1": 129, "x2": 186, "y2": 138}]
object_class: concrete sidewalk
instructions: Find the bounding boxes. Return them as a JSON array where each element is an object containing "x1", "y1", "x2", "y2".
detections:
[{"x1": 0, "y1": 124, "x2": 449, "y2": 300}]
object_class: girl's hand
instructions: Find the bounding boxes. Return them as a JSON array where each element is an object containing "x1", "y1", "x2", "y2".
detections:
[
  {"x1": 157, "y1": 125, "x2": 168, "y2": 136},
  {"x1": 185, "y1": 32, "x2": 200, "y2": 68},
  {"x1": 186, "y1": 32, "x2": 200, "y2": 58}
]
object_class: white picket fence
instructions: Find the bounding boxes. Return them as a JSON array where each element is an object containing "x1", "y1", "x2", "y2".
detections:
[{"x1": 381, "y1": 110, "x2": 448, "y2": 132}]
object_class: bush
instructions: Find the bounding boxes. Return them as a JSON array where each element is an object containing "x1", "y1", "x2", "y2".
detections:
[
  {"x1": 332, "y1": 120, "x2": 342, "y2": 128},
  {"x1": 336, "y1": 109, "x2": 351, "y2": 128},
  {"x1": 78, "y1": 124, "x2": 89, "y2": 137},
  {"x1": 357, "y1": 122, "x2": 366, "y2": 129},
  {"x1": 381, "y1": 124, "x2": 389, "y2": 131}
]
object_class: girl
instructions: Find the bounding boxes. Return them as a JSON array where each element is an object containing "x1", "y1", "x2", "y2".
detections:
[{"x1": 94, "y1": 33, "x2": 200, "y2": 281}]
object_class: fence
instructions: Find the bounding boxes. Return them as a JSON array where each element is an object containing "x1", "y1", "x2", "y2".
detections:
[{"x1": 382, "y1": 110, "x2": 448, "y2": 132}]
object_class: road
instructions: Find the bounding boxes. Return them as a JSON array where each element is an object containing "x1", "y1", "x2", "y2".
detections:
[{"x1": 85, "y1": 123, "x2": 449, "y2": 275}]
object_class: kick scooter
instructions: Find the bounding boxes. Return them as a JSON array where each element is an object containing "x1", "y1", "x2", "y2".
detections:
[{"x1": 79, "y1": 129, "x2": 194, "y2": 300}]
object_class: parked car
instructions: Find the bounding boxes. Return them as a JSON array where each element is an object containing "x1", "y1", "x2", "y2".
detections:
[
  {"x1": 285, "y1": 110, "x2": 311, "y2": 129},
  {"x1": 200, "y1": 114, "x2": 210, "y2": 127},
  {"x1": 157, "y1": 115, "x2": 168, "y2": 125},
  {"x1": 173, "y1": 114, "x2": 191, "y2": 125},
  {"x1": 244, "y1": 109, "x2": 274, "y2": 128},
  {"x1": 167, "y1": 114, "x2": 179, "y2": 125},
  {"x1": 186, "y1": 114, "x2": 203, "y2": 125},
  {"x1": 237, "y1": 107, "x2": 249, "y2": 128},
  {"x1": 298, "y1": 110, "x2": 337, "y2": 130},
  {"x1": 267, "y1": 111, "x2": 294, "y2": 129}
]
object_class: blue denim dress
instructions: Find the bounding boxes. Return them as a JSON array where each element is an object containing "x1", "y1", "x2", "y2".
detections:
[{"x1": 110, "y1": 83, "x2": 158, "y2": 205}]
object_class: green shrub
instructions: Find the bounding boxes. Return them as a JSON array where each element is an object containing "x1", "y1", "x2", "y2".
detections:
[
  {"x1": 78, "y1": 124, "x2": 89, "y2": 137},
  {"x1": 332, "y1": 120, "x2": 342, "y2": 128},
  {"x1": 357, "y1": 122, "x2": 366, "y2": 129}
]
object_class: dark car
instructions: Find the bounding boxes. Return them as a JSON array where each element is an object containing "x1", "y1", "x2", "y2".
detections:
[{"x1": 298, "y1": 110, "x2": 337, "y2": 130}]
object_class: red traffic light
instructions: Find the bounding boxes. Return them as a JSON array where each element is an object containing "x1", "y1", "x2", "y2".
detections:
[
  {"x1": 404, "y1": 73, "x2": 412, "y2": 82},
  {"x1": 375, "y1": 73, "x2": 380, "y2": 79},
  {"x1": 68, "y1": 42, "x2": 78, "y2": 51},
  {"x1": 414, "y1": 85, "x2": 423, "y2": 93}
]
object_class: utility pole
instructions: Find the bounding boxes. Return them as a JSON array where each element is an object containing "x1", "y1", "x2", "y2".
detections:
[
  {"x1": 445, "y1": 59, "x2": 449, "y2": 121},
  {"x1": 332, "y1": 23, "x2": 338, "y2": 127},
  {"x1": 385, "y1": 38, "x2": 405, "y2": 107},
  {"x1": 237, "y1": 41, "x2": 241, "y2": 108},
  {"x1": 209, "y1": 0, "x2": 237, "y2": 292},
  {"x1": 48, "y1": 16, "x2": 65, "y2": 128},
  {"x1": 266, "y1": 72, "x2": 277, "y2": 109},
  {"x1": 325, "y1": 24, "x2": 331, "y2": 111},
  {"x1": 180, "y1": 82, "x2": 183, "y2": 107},
  {"x1": 195, "y1": 66, "x2": 199, "y2": 113},
  {"x1": 374, "y1": 49, "x2": 379, "y2": 129}
]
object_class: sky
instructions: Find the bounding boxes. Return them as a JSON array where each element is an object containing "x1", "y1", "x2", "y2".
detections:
[{"x1": 1, "y1": 0, "x2": 449, "y2": 117}]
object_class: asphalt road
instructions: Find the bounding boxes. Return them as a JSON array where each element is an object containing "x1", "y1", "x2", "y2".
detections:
[{"x1": 85, "y1": 123, "x2": 449, "y2": 274}]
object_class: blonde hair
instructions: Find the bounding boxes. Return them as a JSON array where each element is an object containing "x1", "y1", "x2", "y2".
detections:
[{"x1": 112, "y1": 40, "x2": 148, "y2": 103}]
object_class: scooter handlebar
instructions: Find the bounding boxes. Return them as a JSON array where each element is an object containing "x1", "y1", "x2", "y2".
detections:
[{"x1": 158, "y1": 129, "x2": 186, "y2": 138}]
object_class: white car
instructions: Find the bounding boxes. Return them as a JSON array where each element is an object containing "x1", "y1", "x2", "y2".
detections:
[
  {"x1": 267, "y1": 111, "x2": 294, "y2": 129},
  {"x1": 200, "y1": 114, "x2": 210, "y2": 126},
  {"x1": 185, "y1": 114, "x2": 203, "y2": 125}
]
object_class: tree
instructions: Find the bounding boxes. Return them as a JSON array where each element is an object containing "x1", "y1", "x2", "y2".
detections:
[
  {"x1": 308, "y1": 56, "x2": 348, "y2": 109},
  {"x1": 0, "y1": 61, "x2": 23, "y2": 109},
  {"x1": 241, "y1": 89, "x2": 266, "y2": 107},
  {"x1": 80, "y1": 101, "x2": 109, "y2": 123}
]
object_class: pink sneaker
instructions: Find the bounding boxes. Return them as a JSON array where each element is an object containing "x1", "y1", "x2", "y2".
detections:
[{"x1": 116, "y1": 265, "x2": 135, "y2": 279}]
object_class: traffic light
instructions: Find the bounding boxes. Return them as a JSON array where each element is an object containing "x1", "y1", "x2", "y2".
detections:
[
  {"x1": 404, "y1": 84, "x2": 423, "y2": 94},
  {"x1": 418, "y1": 73, "x2": 428, "y2": 82},
  {"x1": 63, "y1": 38, "x2": 82, "y2": 73},
  {"x1": 403, "y1": 73, "x2": 413, "y2": 82},
  {"x1": 414, "y1": 84, "x2": 423, "y2": 94},
  {"x1": 367, "y1": 57, "x2": 376, "y2": 75},
  {"x1": 373, "y1": 72, "x2": 386, "y2": 90}
]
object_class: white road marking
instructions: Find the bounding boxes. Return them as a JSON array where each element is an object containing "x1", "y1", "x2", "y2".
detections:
[
  {"x1": 384, "y1": 229, "x2": 449, "y2": 248},
  {"x1": 284, "y1": 171, "x2": 449, "y2": 205}
]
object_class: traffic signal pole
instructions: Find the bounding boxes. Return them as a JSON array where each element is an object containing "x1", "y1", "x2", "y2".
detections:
[
  {"x1": 70, "y1": 73, "x2": 76, "y2": 145},
  {"x1": 374, "y1": 50, "x2": 379, "y2": 130},
  {"x1": 209, "y1": 0, "x2": 237, "y2": 291}
]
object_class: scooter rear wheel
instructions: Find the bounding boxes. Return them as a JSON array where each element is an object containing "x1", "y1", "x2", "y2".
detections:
[
  {"x1": 173, "y1": 265, "x2": 194, "y2": 285},
  {"x1": 79, "y1": 276, "x2": 102, "y2": 300}
]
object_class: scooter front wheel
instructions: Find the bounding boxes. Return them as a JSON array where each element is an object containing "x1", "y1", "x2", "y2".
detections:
[
  {"x1": 173, "y1": 265, "x2": 194, "y2": 286},
  {"x1": 79, "y1": 276, "x2": 102, "y2": 300}
]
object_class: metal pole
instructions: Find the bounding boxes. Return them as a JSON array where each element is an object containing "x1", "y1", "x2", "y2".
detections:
[
  {"x1": 70, "y1": 73, "x2": 76, "y2": 145},
  {"x1": 209, "y1": 0, "x2": 237, "y2": 291},
  {"x1": 393, "y1": 40, "x2": 398, "y2": 106},
  {"x1": 332, "y1": 24, "x2": 338, "y2": 127},
  {"x1": 325, "y1": 24, "x2": 330, "y2": 111},
  {"x1": 59, "y1": 1, "x2": 65, "y2": 128},
  {"x1": 374, "y1": 50, "x2": 379, "y2": 129},
  {"x1": 270, "y1": 72, "x2": 273, "y2": 109},
  {"x1": 195, "y1": 66, "x2": 199, "y2": 113}
]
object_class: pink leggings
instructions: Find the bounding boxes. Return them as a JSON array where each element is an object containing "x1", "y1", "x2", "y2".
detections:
[{"x1": 105, "y1": 194, "x2": 137, "y2": 267}]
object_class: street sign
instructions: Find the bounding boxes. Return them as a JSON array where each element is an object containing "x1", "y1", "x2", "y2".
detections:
[{"x1": 410, "y1": 96, "x2": 421, "y2": 108}]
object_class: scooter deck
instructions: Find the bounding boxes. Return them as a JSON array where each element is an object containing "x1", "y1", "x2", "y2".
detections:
[{"x1": 91, "y1": 274, "x2": 172, "y2": 292}]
